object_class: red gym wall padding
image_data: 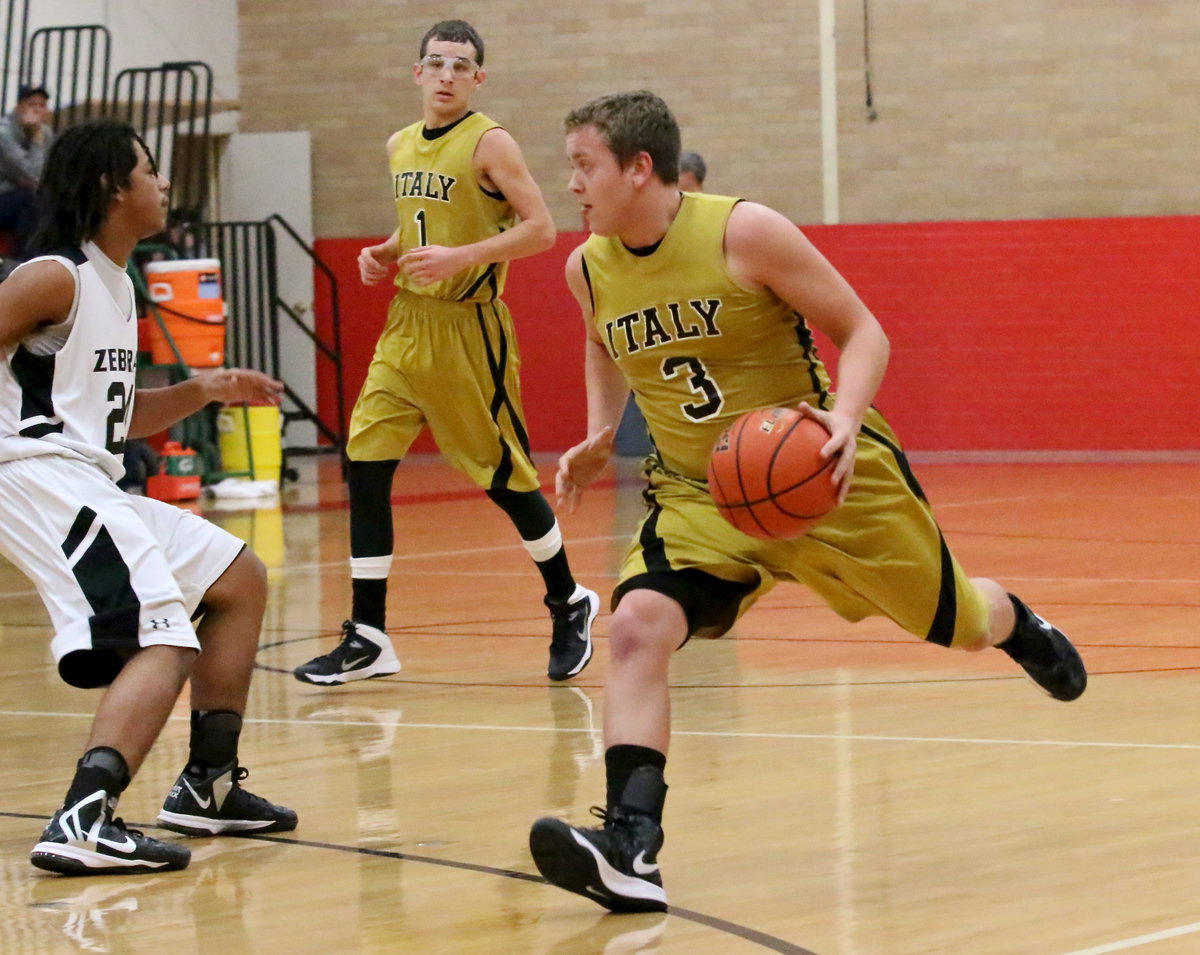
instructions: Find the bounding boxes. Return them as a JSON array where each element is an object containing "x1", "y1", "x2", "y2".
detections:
[{"x1": 315, "y1": 216, "x2": 1199, "y2": 453}]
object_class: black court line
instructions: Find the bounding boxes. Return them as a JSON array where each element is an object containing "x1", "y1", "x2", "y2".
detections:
[{"x1": 0, "y1": 813, "x2": 818, "y2": 954}]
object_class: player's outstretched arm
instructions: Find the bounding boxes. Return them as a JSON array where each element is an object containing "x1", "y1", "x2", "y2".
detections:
[{"x1": 130, "y1": 368, "x2": 283, "y2": 439}]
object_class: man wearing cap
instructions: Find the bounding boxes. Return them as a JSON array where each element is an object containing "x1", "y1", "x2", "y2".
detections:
[{"x1": 0, "y1": 85, "x2": 54, "y2": 265}]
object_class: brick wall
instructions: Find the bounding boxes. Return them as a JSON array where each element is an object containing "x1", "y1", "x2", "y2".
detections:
[
  {"x1": 237, "y1": 1, "x2": 1200, "y2": 236},
  {"x1": 241, "y1": 2, "x2": 1199, "y2": 453}
]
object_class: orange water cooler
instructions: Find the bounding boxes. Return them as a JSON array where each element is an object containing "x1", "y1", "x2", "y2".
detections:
[{"x1": 143, "y1": 258, "x2": 226, "y2": 367}]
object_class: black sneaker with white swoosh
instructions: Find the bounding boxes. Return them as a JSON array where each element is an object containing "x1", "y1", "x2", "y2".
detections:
[
  {"x1": 531, "y1": 763, "x2": 667, "y2": 913},
  {"x1": 546, "y1": 587, "x2": 600, "y2": 681},
  {"x1": 31, "y1": 789, "x2": 190, "y2": 875},
  {"x1": 157, "y1": 761, "x2": 297, "y2": 836},
  {"x1": 293, "y1": 620, "x2": 401, "y2": 685},
  {"x1": 997, "y1": 593, "x2": 1087, "y2": 701},
  {"x1": 529, "y1": 805, "x2": 667, "y2": 913}
]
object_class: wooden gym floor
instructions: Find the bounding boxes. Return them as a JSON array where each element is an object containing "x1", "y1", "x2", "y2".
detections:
[{"x1": 0, "y1": 453, "x2": 1197, "y2": 954}]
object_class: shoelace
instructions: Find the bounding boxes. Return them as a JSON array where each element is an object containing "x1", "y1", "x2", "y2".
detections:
[
  {"x1": 109, "y1": 817, "x2": 146, "y2": 838},
  {"x1": 229, "y1": 767, "x2": 284, "y2": 814},
  {"x1": 585, "y1": 805, "x2": 635, "y2": 829}
]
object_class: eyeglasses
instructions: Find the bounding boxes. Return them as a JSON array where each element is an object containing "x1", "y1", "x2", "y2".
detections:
[{"x1": 418, "y1": 54, "x2": 478, "y2": 78}]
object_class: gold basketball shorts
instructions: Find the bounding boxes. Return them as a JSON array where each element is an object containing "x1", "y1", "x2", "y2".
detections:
[
  {"x1": 616, "y1": 408, "x2": 990, "y2": 647},
  {"x1": 346, "y1": 289, "x2": 541, "y2": 493}
]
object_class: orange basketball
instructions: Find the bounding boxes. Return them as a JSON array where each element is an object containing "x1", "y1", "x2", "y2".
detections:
[{"x1": 707, "y1": 407, "x2": 839, "y2": 540}]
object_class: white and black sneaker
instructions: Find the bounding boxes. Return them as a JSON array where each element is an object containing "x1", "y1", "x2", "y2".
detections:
[
  {"x1": 547, "y1": 587, "x2": 600, "y2": 681},
  {"x1": 293, "y1": 620, "x2": 401, "y2": 685},
  {"x1": 31, "y1": 790, "x2": 190, "y2": 875},
  {"x1": 530, "y1": 806, "x2": 667, "y2": 913},
  {"x1": 158, "y1": 762, "x2": 298, "y2": 836},
  {"x1": 530, "y1": 765, "x2": 668, "y2": 913}
]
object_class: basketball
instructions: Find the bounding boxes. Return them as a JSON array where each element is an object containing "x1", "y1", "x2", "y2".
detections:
[{"x1": 707, "y1": 407, "x2": 839, "y2": 540}]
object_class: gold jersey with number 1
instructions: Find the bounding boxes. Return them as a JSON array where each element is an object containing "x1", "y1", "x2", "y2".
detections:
[
  {"x1": 346, "y1": 111, "x2": 540, "y2": 492},
  {"x1": 389, "y1": 111, "x2": 514, "y2": 303}
]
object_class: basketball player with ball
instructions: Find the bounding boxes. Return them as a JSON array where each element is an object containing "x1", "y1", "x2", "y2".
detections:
[{"x1": 528, "y1": 90, "x2": 1086, "y2": 914}]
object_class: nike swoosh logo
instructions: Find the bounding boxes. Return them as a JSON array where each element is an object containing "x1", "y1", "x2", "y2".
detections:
[
  {"x1": 182, "y1": 778, "x2": 212, "y2": 809},
  {"x1": 97, "y1": 833, "x2": 137, "y2": 852},
  {"x1": 342, "y1": 655, "x2": 370, "y2": 671},
  {"x1": 631, "y1": 851, "x2": 659, "y2": 876}
]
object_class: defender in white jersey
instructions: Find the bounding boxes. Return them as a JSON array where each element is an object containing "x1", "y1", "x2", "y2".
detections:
[{"x1": 0, "y1": 120, "x2": 296, "y2": 876}]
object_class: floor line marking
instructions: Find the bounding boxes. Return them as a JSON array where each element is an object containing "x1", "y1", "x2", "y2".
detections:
[
  {"x1": 2, "y1": 709, "x2": 1198, "y2": 751},
  {"x1": 1060, "y1": 920, "x2": 1200, "y2": 954}
]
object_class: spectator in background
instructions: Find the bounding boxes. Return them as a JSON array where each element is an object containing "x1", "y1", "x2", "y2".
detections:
[
  {"x1": 678, "y1": 150, "x2": 706, "y2": 192},
  {"x1": 0, "y1": 85, "x2": 55, "y2": 266}
]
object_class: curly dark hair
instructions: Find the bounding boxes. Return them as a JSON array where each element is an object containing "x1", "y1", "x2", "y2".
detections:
[{"x1": 30, "y1": 119, "x2": 155, "y2": 252}]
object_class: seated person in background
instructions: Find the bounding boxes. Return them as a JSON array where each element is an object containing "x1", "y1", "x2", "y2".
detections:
[{"x1": 0, "y1": 85, "x2": 55, "y2": 264}]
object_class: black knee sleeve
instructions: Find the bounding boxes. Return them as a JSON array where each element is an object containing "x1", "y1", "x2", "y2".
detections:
[
  {"x1": 485, "y1": 487, "x2": 556, "y2": 541},
  {"x1": 347, "y1": 459, "x2": 399, "y2": 557}
]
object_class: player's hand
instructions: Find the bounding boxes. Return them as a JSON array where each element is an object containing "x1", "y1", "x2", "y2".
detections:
[
  {"x1": 555, "y1": 427, "x2": 615, "y2": 512},
  {"x1": 796, "y1": 403, "x2": 858, "y2": 503},
  {"x1": 358, "y1": 244, "x2": 395, "y2": 286},
  {"x1": 397, "y1": 245, "x2": 465, "y2": 286},
  {"x1": 203, "y1": 368, "x2": 284, "y2": 406}
]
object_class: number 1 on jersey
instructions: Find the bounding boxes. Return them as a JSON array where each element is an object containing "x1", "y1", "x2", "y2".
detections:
[{"x1": 414, "y1": 209, "x2": 428, "y2": 246}]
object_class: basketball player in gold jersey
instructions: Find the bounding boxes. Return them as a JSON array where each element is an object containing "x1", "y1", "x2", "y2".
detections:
[
  {"x1": 294, "y1": 20, "x2": 598, "y2": 686},
  {"x1": 528, "y1": 90, "x2": 1086, "y2": 913}
]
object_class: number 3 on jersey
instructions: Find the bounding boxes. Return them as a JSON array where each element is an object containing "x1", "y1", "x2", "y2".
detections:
[{"x1": 661, "y1": 356, "x2": 724, "y2": 421}]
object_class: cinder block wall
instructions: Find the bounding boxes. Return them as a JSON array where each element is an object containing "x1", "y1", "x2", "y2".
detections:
[{"x1": 237, "y1": 1, "x2": 1200, "y2": 238}]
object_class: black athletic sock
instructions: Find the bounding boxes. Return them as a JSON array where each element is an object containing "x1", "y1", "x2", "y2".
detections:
[
  {"x1": 63, "y1": 746, "x2": 130, "y2": 807},
  {"x1": 537, "y1": 551, "x2": 577, "y2": 603},
  {"x1": 347, "y1": 459, "x2": 399, "y2": 630},
  {"x1": 486, "y1": 487, "x2": 576, "y2": 600},
  {"x1": 187, "y1": 709, "x2": 243, "y2": 775},
  {"x1": 997, "y1": 593, "x2": 1039, "y2": 661},
  {"x1": 352, "y1": 579, "x2": 388, "y2": 632},
  {"x1": 605, "y1": 744, "x2": 667, "y2": 822}
]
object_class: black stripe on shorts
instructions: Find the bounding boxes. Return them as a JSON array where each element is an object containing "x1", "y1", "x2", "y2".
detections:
[
  {"x1": 475, "y1": 303, "x2": 532, "y2": 491},
  {"x1": 62, "y1": 506, "x2": 141, "y2": 649}
]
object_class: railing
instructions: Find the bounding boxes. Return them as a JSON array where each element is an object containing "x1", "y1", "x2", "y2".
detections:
[
  {"x1": 182, "y1": 217, "x2": 346, "y2": 454},
  {"x1": 267, "y1": 213, "x2": 347, "y2": 446},
  {"x1": 0, "y1": 0, "x2": 30, "y2": 111},
  {"x1": 109, "y1": 61, "x2": 213, "y2": 221},
  {"x1": 25, "y1": 24, "x2": 111, "y2": 129}
]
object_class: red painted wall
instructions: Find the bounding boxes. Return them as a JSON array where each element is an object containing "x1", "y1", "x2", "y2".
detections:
[{"x1": 315, "y1": 216, "x2": 1199, "y2": 453}]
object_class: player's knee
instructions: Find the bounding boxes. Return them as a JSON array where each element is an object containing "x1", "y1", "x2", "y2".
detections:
[
  {"x1": 204, "y1": 548, "x2": 268, "y2": 614},
  {"x1": 608, "y1": 608, "x2": 648, "y2": 663},
  {"x1": 608, "y1": 594, "x2": 685, "y2": 665},
  {"x1": 952, "y1": 628, "x2": 992, "y2": 652}
]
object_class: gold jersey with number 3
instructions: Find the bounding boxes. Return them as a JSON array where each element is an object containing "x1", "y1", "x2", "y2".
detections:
[
  {"x1": 580, "y1": 193, "x2": 833, "y2": 480},
  {"x1": 389, "y1": 111, "x2": 515, "y2": 303},
  {"x1": 584, "y1": 193, "x2": 990, "y2": 648}
]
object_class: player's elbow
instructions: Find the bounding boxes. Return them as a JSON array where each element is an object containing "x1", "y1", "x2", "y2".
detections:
[{"x1": 529, "y1": 216, "x2": 556, "y2": 253}]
